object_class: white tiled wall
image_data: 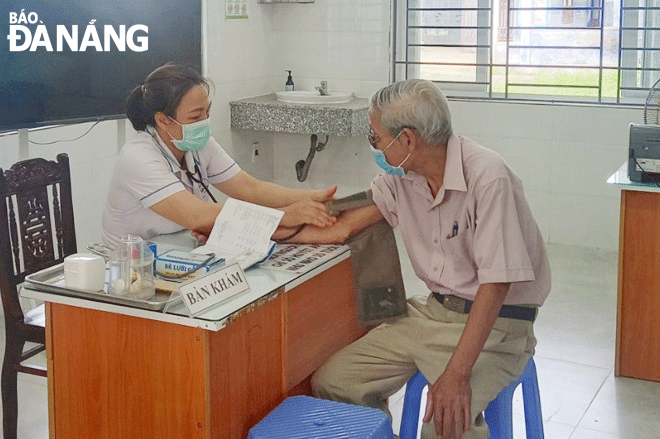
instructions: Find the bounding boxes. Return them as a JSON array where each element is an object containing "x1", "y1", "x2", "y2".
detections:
[
  {"x1": 272, "y1": 134, "x2": 381, "y2": 196},
  {"x1": 266, "y1": 0, "x2": 391, "y2": 196},
  {"x1": 0, "y1": 120, "x2": 126, "y2": 247},
  {"x1": 264, "y1": 0, "x2": 640, "y2": 250},
  {"x1": 271, "y1": 101, "x2": 638, "y2": 250},
  {"x1": 450, "y1": 100, "x2": 642, "y2": 249},
  {"x1": 1, "y1": 0, "x2": 642, "y2": 250},
  {"x1": 264, "y1": 0, "x2": 391, "y2": 96},
  {"x1": 205, "y1": 0, "x2": 276, "y2": 179}
]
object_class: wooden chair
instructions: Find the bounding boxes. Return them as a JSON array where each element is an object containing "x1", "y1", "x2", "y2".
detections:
[{"x1": 0, "y1": 153, "x2": 77, "y2": 439}]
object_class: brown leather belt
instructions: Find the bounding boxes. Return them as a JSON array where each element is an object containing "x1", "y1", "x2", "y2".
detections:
[{"x1": 433, "y1": 293, "x2": 537, "y2": 322}]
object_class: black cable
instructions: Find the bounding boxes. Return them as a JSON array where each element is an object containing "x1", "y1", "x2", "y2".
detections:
[
  {"x1": 27, "y1": 121, "x2": 101, "y2": 145},
  {"x1": 275, "y1": 224, "x2": 306, "y2": 244},
  {"x1": 186, "y1": 164, "x2": 218, "y2": 203},
  {"x1": 631, "y1": 154, "x2": 660, "y2": 188},
  {"x1": 148, "y1": 131, "x2": 218, "y2": 202}
]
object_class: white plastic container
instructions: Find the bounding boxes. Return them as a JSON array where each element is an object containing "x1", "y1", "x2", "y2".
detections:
[{"x1": 64, "y1": 253, "x2": 106, "y2": 291}]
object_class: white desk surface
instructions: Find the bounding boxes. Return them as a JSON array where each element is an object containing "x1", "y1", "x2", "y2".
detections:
[
  {"x1": 608, "y1": 161, "x2": 660, "y2": 194},
  {"x1": 22, "y1": 246, "x2": 350, "y2": 332}
]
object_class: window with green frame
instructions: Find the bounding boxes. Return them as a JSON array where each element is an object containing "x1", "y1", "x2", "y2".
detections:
[{"x1": 392, "y1": 0, "x2": 660, "y2": 105}]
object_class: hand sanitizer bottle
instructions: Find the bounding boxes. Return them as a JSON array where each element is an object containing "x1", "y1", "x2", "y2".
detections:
[{"x1": 285, "y1": 70, "x2": 294, "y2": 91}]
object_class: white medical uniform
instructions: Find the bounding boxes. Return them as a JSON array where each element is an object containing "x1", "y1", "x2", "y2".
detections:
[{"x1": 102, "y1": 128, "x2": 240, "y2": 249}]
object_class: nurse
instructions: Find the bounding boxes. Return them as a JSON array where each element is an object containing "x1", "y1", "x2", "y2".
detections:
[{"x1": 102, "y1": 63, "x2": 337, "y2": 249}]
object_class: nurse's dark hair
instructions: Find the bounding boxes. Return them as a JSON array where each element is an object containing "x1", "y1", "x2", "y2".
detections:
[{"x1": 125, "y1": 63, "x2": 211, "y2": 131}]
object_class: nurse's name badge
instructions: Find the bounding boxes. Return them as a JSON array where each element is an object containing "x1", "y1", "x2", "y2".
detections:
[{"x1": 178, "y1": 263, "x2": 249, "y2": 316}]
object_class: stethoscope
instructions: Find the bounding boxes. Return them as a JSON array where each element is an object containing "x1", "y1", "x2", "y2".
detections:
[
  {"x1": 149, "y1": 128, "x2": 218, "y2": 203},
  {"x1": 185, "y1": 163, "x2": 218, "y2": 203}
]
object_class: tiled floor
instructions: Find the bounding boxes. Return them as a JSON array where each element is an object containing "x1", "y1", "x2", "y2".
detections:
[{"x1": 2, "y1": 243, "x2": 660, "y2": 438}]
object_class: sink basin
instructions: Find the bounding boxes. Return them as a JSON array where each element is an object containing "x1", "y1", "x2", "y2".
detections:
[{"x1": 275, "y1": 90, "x2": 353, "y2": 104}]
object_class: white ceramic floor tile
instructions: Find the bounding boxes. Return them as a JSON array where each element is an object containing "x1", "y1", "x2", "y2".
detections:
[
  {"x1": 570, "y1": 427, "x2": 620, "y2": 439},
  {"x1": 529, "y1": 357, "x2": 611, "y2": 426},
  {"x1": 512, "y1": 412, "x2": 575, "y2": 439},
  {"x1": 390, "y1": 393, "x2": 404, "y2": 436},
  {"x1": 388, "y1": 381, "x2": 427, "y2": 439},
  {"x1": 539, "y1": 420, "x2": 576, "y2": 439},
  {"x1": 534, "y1": 245, "x2": 618, "y2": 369},
  {"x1": 533, "y1": 281, "x2": 616, "y2": 369},
  {"x1": 578, "y1": 372, "x2": 660, "y2": 439},
  {"x1": 16, "y1": 379, "x2": 49, "y2": 439}
]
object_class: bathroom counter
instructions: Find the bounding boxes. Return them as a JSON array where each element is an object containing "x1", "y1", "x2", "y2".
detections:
[{"x1": 230, "y1": 93, "x2": 369, "y2": 137}]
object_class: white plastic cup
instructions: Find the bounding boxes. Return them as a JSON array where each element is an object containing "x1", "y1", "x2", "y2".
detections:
[{"x1": 64, "y1": 253, "x2": 106, "y2": 291}]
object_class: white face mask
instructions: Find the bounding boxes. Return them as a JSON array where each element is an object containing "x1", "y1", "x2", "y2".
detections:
[{"x1": 168, "y1": 117, "x2": 211, "y2": 152}]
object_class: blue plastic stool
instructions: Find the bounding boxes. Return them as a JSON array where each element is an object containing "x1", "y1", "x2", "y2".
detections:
[
  {"x1": 248, "y1": 395, "x2": 394, "y2": 439},
  {"x1": 399, "y1": 357, "x2": 544, "y2": 439},
  {"x1": 399, "y1": 371, "x2": 428, "y2": 439},
  {"x1": 485, "y1": 357, "x2": 544, "y2": 439}
]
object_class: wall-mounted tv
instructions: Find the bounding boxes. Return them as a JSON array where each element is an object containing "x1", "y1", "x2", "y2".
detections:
[{"x1": 0, "y1": 0, "x2": 202, "y2": 132}]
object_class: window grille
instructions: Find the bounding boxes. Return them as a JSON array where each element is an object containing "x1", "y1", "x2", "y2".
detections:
[{"x1": 392, "y1": 0, "x2": 660, "y2": 105}]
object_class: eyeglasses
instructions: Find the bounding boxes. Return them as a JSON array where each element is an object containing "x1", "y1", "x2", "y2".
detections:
[
  {"x1": 368, "y1": 127, "x2": 412, "y2": 150},
  {"x1": 367, "y1": 128, "x2": 380, "y2": 149}
]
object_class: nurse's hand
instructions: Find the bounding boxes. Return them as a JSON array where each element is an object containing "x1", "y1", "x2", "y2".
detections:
[
  {"x1": 191, "y1": 230, "x2": 209, "y2": 244},
  {"x1": 279, "y1": 199, "x2": 337, "y2": 228},
  {"x1": 310, "y1": 185, "x2": 338, "y2": 202}
]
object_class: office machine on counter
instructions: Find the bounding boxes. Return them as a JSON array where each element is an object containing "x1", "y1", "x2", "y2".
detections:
[{"x1": 628, "y1": 123, "x2": 660, "y2": 183}]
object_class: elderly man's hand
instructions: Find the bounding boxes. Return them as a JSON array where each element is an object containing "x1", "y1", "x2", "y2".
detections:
[{"x1": 423, "y1": 368, "x2": 472, "y2": 439}]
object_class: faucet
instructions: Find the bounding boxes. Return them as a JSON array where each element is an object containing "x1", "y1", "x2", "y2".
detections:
[{"x1": 315, "y1": 81, "x2": 328, "y2": 96}]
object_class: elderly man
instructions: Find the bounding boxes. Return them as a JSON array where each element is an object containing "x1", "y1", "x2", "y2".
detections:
[{"x1": 292, "y1": 79, "x2": 550, "y2": 439}]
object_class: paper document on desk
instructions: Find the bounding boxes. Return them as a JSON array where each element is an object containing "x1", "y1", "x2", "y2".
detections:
[
  {"x1": 260, "y1": 243, "x2": 347, "y2": 274},
  {"x1": 192, "y1": 198, "x2": 283, "y2": 269}
]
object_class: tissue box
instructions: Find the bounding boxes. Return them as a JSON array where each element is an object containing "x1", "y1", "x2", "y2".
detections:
[{"x1": 154, "y1": 250, "x2": 224, "y2": 281}]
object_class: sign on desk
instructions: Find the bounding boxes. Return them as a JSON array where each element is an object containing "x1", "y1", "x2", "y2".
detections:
[{"x1": 178, "y1": 263, "x2": 249, "y2": 316}]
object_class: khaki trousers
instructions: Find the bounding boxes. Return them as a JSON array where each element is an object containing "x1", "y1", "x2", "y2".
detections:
[{"x1": 312, "y1": 294, "x2": 536, "y2": 439}]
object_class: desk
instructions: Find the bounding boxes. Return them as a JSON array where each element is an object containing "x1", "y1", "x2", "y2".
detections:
[
  {"x1": 23, "y1": 248, "x2": 366, "y2": 438},
  {"x1": 608, "y1": 163, "x2": 660, "y2": 382}
]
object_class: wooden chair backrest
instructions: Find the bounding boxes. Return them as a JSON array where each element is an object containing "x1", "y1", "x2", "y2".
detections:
[{"x1": 0, "y1": 153, "x2": 77, "y2": 321}]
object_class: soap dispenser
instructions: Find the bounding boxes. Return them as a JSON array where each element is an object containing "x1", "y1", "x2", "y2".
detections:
[{"x1": 285, "y1": 70, "x2": 294, "y2": 91}]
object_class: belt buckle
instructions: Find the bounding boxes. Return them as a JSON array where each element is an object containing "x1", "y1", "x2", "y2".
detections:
[{"x1": 443, "y1": 295, "x2": 466, "y2": 313}]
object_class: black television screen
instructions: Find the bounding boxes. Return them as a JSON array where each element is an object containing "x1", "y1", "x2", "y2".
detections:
[{"x1": 0, "y1": 0, "x2": 202, "y2": 131}]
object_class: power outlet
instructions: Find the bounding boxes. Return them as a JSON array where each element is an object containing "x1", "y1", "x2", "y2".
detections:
[{"x1": 252, "y1": 142, "x2": 259, "y2": 163}]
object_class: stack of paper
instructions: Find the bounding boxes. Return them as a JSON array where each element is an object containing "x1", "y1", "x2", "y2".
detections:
[{"x1": 191, "y1": 198, "x2": 284, "y2": 270}]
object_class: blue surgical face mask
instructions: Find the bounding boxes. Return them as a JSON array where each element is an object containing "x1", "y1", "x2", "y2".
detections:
[
  {"x1": 169, "y1": 117, "x2": 211, "y2": 152},
  {"x1": 370, "y1": 132, "x2": 411, "y2": 177}
]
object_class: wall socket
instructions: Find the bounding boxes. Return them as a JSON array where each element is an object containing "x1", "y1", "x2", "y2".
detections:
[{"x1": 252, "y1": 142, "x2": 259, "y2": 163}]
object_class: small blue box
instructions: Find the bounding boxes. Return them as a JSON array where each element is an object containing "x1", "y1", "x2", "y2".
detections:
[{"x1": 248, "y1": 396, "x2": 393, "y2": 439}]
